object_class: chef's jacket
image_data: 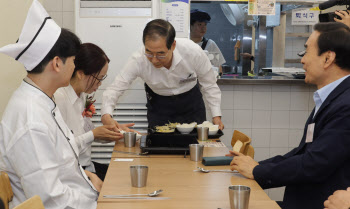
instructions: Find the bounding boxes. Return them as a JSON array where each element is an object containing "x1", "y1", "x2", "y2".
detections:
[
  {"x1": 197, "y1": 39, "x2": 226, "y2": 68},
  {"x1": 54, "y1": 85, "x2": 95, "y2": 172},
  {"x1": 101, "y1": 38, "x2": 222, "y2": 118},
  {"x1": 0, "y1": 79, "x2": 98, "y2": 209}
]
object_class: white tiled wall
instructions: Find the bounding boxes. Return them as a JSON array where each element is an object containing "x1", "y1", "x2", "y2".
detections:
[
  {"x1": 43, "y1": 0, "x2": 75, "y2": 32},
  {"x1": 42, "y1": 0, "x2": 316, "y2": 202}
]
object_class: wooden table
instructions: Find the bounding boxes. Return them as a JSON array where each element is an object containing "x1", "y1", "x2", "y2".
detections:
[{"x1": 98, "y1": 141, "x2": 281, "y2": 209}]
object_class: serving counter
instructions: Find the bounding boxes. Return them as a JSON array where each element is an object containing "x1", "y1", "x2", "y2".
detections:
[{"x1": 97, "y1": 140, "x2": 281, "y2": 209}]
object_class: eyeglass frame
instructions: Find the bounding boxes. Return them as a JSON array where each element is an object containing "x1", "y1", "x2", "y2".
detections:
[
  {"x1": 144, "y1": 50, "x2": 170, "y2": 60},
  {"x1": 91, "y1": 74, "x2": 107, "y2": 83}
]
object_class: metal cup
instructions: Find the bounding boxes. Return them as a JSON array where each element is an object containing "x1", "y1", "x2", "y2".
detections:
[
  {"x1": 228, "y1": 185, "x2": 251, "y2": 209},
  {"x1": 124, "y1": 132, "x2": 136, "y2": 147},
  {"x1": 197, "y1": 127, "x2": 209, "y2": 141},
  {"x1": 130, "y1": 165, "x2": 148, "y2": 187},
  {"x1": 189, "y1": 144, "x2": 204, "y2": 161}
]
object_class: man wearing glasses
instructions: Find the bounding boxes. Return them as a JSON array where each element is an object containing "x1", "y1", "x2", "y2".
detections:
[{"x1": 101, "y1": 19, "x2": 224, "y2": 129}]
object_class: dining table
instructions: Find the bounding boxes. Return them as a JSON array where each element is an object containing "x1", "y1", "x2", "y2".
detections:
[{"x1": 97, "y1": 138, "x2": 281, "y2": 209}]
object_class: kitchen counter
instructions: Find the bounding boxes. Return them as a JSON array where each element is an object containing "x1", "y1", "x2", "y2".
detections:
[{"x1": 217, "y1": 73, "x2": 308, "y2": 85}]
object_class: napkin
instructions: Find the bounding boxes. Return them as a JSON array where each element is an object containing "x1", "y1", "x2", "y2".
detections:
[{"x1": 201, "y1": 156, "x2": 234, "y2": 166}]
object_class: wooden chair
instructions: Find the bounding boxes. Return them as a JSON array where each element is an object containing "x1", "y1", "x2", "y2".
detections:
[
  {"x1": 244, "y1": 144, "x2": 255, "y2": 159},
  {"x1": 0, "y1": 171, "x2": 13, "y2": 209},
  {"x1": 13, "y1": 195, "x2": 45, "y2": 209},
  {"x1": 231, "y1": 130, "x2": 254, "y2": 159}
]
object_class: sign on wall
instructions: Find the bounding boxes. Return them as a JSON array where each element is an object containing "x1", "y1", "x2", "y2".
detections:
[
  {"x1": 292, "y1": 8, "x2": 319, "y2": 25},
  {"x1": 160, "y1": 0, "x2": 189, "y2": 38},
  {"x1": 248, "y1": 0, "x2": 276, "y2": 15}
]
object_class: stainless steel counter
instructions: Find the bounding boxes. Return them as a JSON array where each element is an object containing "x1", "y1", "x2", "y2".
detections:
[{"x1": 217, "y1": 74, "x2": 308, "y2": 85}]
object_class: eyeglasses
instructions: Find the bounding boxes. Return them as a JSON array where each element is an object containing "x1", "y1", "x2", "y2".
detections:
[
  {"x1": 91, "y1": 74, "x2": 107, "y2": 83},
  {"x1": 297, "y1": 50, "x2": 306, "y2": 57},
  {"x1": 144, "y1": 51, "x2": 169, "y2": 60}
]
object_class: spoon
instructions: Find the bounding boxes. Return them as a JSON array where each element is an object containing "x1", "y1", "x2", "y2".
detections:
[
  {"x1": 103, "y1": 189, "x2": 163, "y2": 198},
  {"x1": 196, "y1": 167, "x2": 238, "y2": 173}
]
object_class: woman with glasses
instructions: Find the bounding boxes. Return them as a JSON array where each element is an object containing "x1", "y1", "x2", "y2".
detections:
[
  {"x1": 54, "y1": 43, "x2": 123, "y2": 181},
  {"x1": 101, "y1": 19, "x2": 224, "y2": 130}
]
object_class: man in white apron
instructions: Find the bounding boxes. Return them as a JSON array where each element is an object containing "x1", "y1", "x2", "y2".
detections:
[
  {"x1": 101, "y1": 19, "x2": 224, "y2": 130},
  {"x1": 0, "y1": 1, "x2": 98, "y2": 208}
]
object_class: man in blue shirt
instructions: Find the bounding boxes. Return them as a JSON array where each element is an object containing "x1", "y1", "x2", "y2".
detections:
[{"x1": 228, "y1": 22, "x2": 350, "y2": 209}]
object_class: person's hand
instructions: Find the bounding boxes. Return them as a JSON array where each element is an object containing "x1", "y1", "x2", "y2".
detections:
[
  {"x1": 324, "y1": 188, "x2": 350, "y2": 209},
  {"x1": 92, "y1": 125, "x2": 123, "y2": 141},
  {"x1": 101, "y1": 114, "x2": 119, "y2": 132},
  {"x1": 84, "y1": 170, "x2": 103, "y2": 192},
  {"x1": 334, "y1": 10, "x2": 350, "y2": 28},
  {"x1": 229, "y1": 151, "x2": 259, "y2": 179},
  {"x1": 116, "y1": 122, "x2": 141, "y2": 134},
  {"x1": 212, "y1": 116, "x2": 224, "y2": 130},
  {"x1": 240, "y1": 53, "x2": 253, "y2": 60}
]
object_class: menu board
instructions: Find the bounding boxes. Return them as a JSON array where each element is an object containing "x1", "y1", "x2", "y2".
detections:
[
  {"x1": 248, "y1": 0, "x2": 276, "y2": 15},
  {"x1": 160, "y1": 0, "x2": 190, "y2": 38}
]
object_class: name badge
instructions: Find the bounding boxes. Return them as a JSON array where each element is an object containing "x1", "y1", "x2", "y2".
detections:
[
  {"x1": 305, "y1": 123, "x2": 315, "y2": 143},
  {"x1": 179, "y1": 77, "x2": 197, "y2": 84}
]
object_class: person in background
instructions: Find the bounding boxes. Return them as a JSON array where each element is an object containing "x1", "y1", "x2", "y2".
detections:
[
  {"x1": 324, "y1": 187, "x2": 350, "y2": 209},
  {"x1": 54, "y1": 43, "x2": 128, "y2": 181},
  {"x1": 0, "y1": 1, "x2": 98, "y2": 208},
  {"x1": 227, "y1": 22, "x2": 350, "y2": 209},
  {"x1": 101, "y1": 19, "x2": 224, "y2": 129},
  {"x1": 190, "y1": 9, "x2": 226, "y2": 75}
]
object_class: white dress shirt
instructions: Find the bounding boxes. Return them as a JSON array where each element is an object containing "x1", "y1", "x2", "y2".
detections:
[
  {"x1": 54, "y1": 85, "x2": 95, "y2": 172},
  {"x1": 0, "y1": 79, "x2": 97, "y2": 209},
  {"x1": 102, "y1": 38, "x2": 222, "y2": 118},
  {"x1": 197, "y1": 39, "x2": 226, "y2": 68}
]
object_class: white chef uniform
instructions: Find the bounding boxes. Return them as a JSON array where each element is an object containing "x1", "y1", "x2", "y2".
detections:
[
  {"x1": 0, "y1": 0, "x2": 98, "y2": 208},
  {"x1": 197, "y1": 38, "x2": 226, "y2": 68},
  {"x1": 54, "y1": 85, "x2": 96, "y2": 172},
  {"x1": 101, "y1": 38, "x2": 222, "y2": 119},
  {"x1": 0, "y1": 79, "x2": 98, "y2": 209}
]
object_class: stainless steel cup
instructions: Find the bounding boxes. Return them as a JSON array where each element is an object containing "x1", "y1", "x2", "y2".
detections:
[
  {"x1": 130, "y1": 165, "x2": 148, "y2": 187},
  {"x1": 124, "y1": 132, "x2": 136, "y2": 147},
  {"x1": 228, "y1": 185, "x2": 251, "y2": 209},
  {"x1": 197, "y1": 127, "x2": 209, "y2": 141},
  {"x1": 189, "y1": 144, "x2": 204, "y2": 161}
]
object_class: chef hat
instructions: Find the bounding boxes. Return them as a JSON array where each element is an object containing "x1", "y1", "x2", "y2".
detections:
[{"x1": 0, "y1": 0, "x2": 61, "y2": 71}]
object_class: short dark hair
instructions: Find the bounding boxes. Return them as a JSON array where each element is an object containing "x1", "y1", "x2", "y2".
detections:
[
  {"x1": 190, "y1": 9, "x2": 211, "y2": 26},
  {"x1": 142, "y1": 19, "x2": 175, "y2": 49},
  {"x1": 73, "y1": 43, "x2": 110, "y2": 90},
  {"x1": 314, "y1": 22, "x2": 350, "y2": 70},
  {"x1": 29, "y1": 28, "x2": 81, "y2": 74}
]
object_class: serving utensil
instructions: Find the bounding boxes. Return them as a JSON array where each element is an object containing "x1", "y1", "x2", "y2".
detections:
[
  {"x1": 196, "y1": 167, "x2": 238, "y2": 173},
  {"x1": 103, "y1": 189, "x2": 163, "y2": 198}
]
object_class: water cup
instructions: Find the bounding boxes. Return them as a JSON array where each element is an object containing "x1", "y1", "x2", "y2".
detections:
[
  {"x1": 189, "y1": 144, "x2": 204, "y2": 161},
  {"x1": 197, "y1": 127, "x2": 209, "y2": 141},
  {"x1": 124, "y1": 132, "x2": 136, "y2": 147},
  {"x1": 228, "y1": 185, "x2": 251, "y2": 209},
  {"x1": 130, "y1": 165, "x2": 148, "y2": 187}
]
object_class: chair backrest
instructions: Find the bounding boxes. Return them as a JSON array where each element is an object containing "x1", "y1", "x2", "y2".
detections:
[
  {"x1": 231, "y1": 130, "x2": 252, "y2": 154},
  {"x1": 243, "y1": 144, "x2": 255, "y2": 159},
  {"x1": 13, "y1": 195, "x2": 45, "y2": 209},
  {"x1": 0, "y1": 171, "x2": 14, "y2": 209}
]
